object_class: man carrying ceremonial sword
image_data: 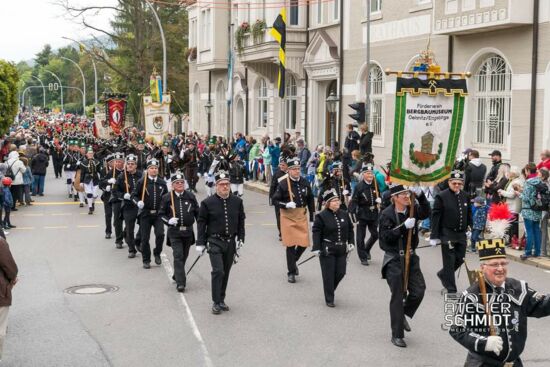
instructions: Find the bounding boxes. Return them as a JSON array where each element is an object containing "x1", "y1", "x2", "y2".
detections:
[
  {"x1": 379, "y1": 184, "x2": 430, "y2": 348},
  {"x1": 272, "y1": 157, "x2": 315, "y2": 284}
]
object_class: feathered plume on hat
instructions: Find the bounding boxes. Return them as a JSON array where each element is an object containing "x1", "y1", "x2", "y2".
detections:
[{"x1": 485, "y1": 203, "x2": 513, "y2": 240}]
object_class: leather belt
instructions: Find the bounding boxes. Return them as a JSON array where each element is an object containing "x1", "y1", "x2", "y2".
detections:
[
  {"x1": 178, "y1": 226, "x2": 190, "y2": 231},
  {"x1": 369, "y1": 206, "x2": 375, "y2": 210},
  {"x1": 149, "y1": 210, "x2": 157, "y2": 214},
  {"x1": 323, "y1": 239, "x2": 345, "y2": 246}
]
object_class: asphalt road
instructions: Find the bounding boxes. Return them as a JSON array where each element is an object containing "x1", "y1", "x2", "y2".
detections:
[{"x1": 4, "y1": 170, "x2": 550, "y2": 366}]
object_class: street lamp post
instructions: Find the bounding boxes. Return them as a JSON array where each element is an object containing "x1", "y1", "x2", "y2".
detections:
[
  {"x1": 60, "y1": 56, "x2": 86, "y2": 114},
  {"x1": 204, "y1": 101, "x2": 213, "y2": 137},
  {"x1": 145, "y1": 0, "x2": 167, "y2": 93},
  {"x1": 62, "y1": 37, "x2": 98, "y2": 107},
  {"x1": 31, "y1": 75, "x2": 46, "y2": 108},
  {"x1": 326, "y1": 91, "x2": 339, "y2": 151},
  {"x1": 43, "y1": 70, "x2": 64, "y2": 112}
]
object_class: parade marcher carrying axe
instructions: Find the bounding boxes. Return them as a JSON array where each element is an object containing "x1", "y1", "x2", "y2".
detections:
[
  {"x1": 379, "y1": 184, "x2": 431, "y2": 348},
  {"x1": 450, "y1": 202, "x2": 550, "y2": 366}
]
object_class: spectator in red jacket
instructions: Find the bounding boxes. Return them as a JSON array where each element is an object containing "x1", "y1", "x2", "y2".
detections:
[{"x1": 536, "y1": 149, "x2": 550, "y2": 171}]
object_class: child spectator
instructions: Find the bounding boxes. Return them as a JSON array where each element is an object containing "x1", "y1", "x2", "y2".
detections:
[
  {"x1": 470, "y1": 196, "x2": 488, "y2": 252},
  {"x1": 1, "y1": 178, "x2": 14, "y2": 230}
]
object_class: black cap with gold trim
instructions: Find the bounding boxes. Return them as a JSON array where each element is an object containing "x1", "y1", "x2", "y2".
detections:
[{"x1": 477, "y1": 238, "x2": 506, "y2": 261}]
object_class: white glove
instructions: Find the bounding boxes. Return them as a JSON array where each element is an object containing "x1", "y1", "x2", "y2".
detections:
[
  {"x1": 137, "y1": 201, "x2": 145, "y2": 209},
  {"x1": 168, "y1": 217, "x2": 178, "y2": 226},
  {"x1": 411, "y1": 185, "x2": 423, "y2": 196},
  {"x1": 353, "y1": 172, "x2": 360, "y2": 179},
  {"x1": 237, "y1": 240, "x2": 244, "y2": 250},
  {"x1": 196, "y1": 245, "x2": 206, "y2": 256},
  {"x1": 286, "y1": 201, "x2": 297, "y2": 209},
  {"x1": 485, "y1": 336, "x2": 503, "y2": 356},
  {"x1": 123, "y1": 193, "x2": 131, "y2": 200},
  {"x1": 203, "y1": 173, "x2": 208, "y2": 178},
  {"x1": 347, "y1": 243, "x2": 355, "y2": 252},
  {"x1": 466, "y1": 230, "x2": 472, "y2": 239},
  {"x1": 404, "y1": 218, "x2": 416, "y2": 229},
  {"x1": 375, "y1": 197, "x2": 382, "y2": 204},
  {"x1": 105, "y1": 185, "x2": 111, "y2": 192},
  {"x1": 167, "y1": 158, "x2": 173, "y2": 164},
  {"x1": 312, "y1": 250, "x2": 321, "y2": 257},
  {"x1": 430, "y1": 239, "x2": 441, "y2": 247},
  {"x1": 76, "y1": 160, "x2": 81, "y2": 165},
  {"x1": 342, "y1": 189, "x2": 350, "y2": 196},
  {"x1": 108, "y1": 178, "x2": 116, "y2": 184},
  {"x1": 197, "y1": 172, "x2": 201, "y2": 178}
]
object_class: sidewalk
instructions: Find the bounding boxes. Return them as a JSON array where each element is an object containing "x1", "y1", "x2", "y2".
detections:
[{"x1": 245, "y1": 181, "x2": 550, "y2": 271}]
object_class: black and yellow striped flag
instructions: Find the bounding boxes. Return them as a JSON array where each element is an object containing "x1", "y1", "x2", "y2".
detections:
[{"x1": 270, "y1": 8, "x2": 286, "y2": 98}]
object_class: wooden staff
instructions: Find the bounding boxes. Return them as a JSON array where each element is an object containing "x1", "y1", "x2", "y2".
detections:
[
  {"x1": 124, "y1": 168, "x2": 129, "y2": 194},
  {"x1": 141, "y1": 174, "x2": 147, "y2": 202},
  {"x1": 477, "y1": 271, "x2": 496, "y2": 336},
  {"x1": 170, "y1": 190, "x2": 176, "y2": 218},
  {"x1": 403, "y1": 192, "x2": 416, "y2": 297},
  {"x1": 340, "y1": 174, "x2": 349, "y2": 206},
  {"x1": 286, "y1": 175, "x2": 294, "y2": 203},
  {"x1": 373, "y1": 174, "x2": 380, "y2": 209}
]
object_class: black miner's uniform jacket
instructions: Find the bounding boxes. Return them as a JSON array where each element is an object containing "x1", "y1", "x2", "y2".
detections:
[
  {"x1": 450, "y1": 277, "x2": 550, "y2": 366},
  {"x1": 431, "y1": 188, "x2": 472, "y2": 244},
  {"x1": 131, "y1": 176, "x2": 168, "y2": 214},
  {"x1": 269, "y1": 169, "x2": 287, "y2": 203},
  {"x1": 160, "y1": 190, "x2": 199, "y2": 242},
  {"x1": 312, "y1": 208, "x2": 354, "y2": 256},
  {"x1": 378, "y1": 193, "x2": 431, "y2": 277},
  {"x1": 272, "y1": 175, "x2": 315, "y2": 222},
  {"x1": 112, "y1": 170, "x2": 143, "y2": 207},
  {"x1": 196, "y1": 194, "x2": 246, "y2": 248},
  {"x1": 348, "y1": 179, "x2": 380, "y2": 222}
]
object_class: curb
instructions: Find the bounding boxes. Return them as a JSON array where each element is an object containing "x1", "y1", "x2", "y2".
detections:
[
  {"x1": 506, "y1": 252, "x2": 550, "y2": 271},
  {"x1": 244, "y1": 182, "x2": 269, "y2": 196}
]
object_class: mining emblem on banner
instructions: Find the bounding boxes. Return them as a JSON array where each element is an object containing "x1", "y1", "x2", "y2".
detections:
[
  {"x1": 143, "y1": 94, "x2": 171, "y2": 145},
  {"x1": 386, "y1": 51, "x2": 469, "y2": 185},
  {"x1": 103, "y1": 93, "x2": 128, "y2": 136}
]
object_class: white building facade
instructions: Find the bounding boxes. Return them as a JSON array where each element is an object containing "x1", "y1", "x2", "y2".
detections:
[{"x1": 187, "y1": 0, "x2": 550, "y2": 166}]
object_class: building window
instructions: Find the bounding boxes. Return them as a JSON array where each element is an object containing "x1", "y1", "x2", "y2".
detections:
[
  {"x1": 189, "y1": 19, "x2": 197, "y2": 48},
  {"x1": 257, "y1": 79, "x2": 268, "y2": 128},
  {"x1": 201, "y1": 9, "x2": 211, "y2": 50},
  {"x1": 473, "y1": 55, "x2": 511, "y2": 147},
  {"x1": 317, "y1": 0, "x2": 323, "y2": 24},
  {"x1": 289, "y1": 0, "x2": 299, "y2": 26},
  {"x1": 285, "y1": 76, "x2": 297, "y2": 130},
  {"x1": 370, "y1": 0, "x2": 382, "y2": 13},
  {"x1": 333, "y1": 0, "x2": 339, "y2": 21},
  {"x1": 216, "y1": 82, "x2": 226, "y2": 133},
  {"x1": 462, "y1": 0, "x2": 475, "y2": 11},
  {"x1": 368, "y1": 64, "x2": 384, "y2": 137},
  {"x1": 445, "y1": 0, "x2": 458, "y2": 14},
  {"x1": 193, "y1": 84, "x2": 201, "y2": 131}
]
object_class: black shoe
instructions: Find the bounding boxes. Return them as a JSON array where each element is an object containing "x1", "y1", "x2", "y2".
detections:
[
  {"x1": 218, "y1": 302, "x2": 230, "y2": 311},
  {"x1": 8, "y1": 224, "x2": 16, "y2": 229},
  {"x1": 143, "y1": 262, "x2": 151, "y2": 269},
  {"x1": 74, "y1": 196, "x2": 78, "y2": 202},
  {"x1": 69, "y1": 194, "x2": 73, "y2": 199},
  {"x1": 287, "y1": 274, "x2": 296, "y2": 283},
  {"x1": 361, "y1": 260, "x2": 370, "y2": 266},
  {"x1": 116, "y1": 242, "x2": 123, "y2": 249},
  {"x1": 278, "y1": 235, "x2": 282, "y2": 241},
  {"x1": 403, "y1": 318, "x2": 411, "y2": 332},
  {"x1": 177, "y1": 284, "x2": 186, "y2": 293},
  {"x1": 154, "y1": 255, "x2": 161, "y2": 265},
  {"x1": 105, "y1": 233, "x2": 112, "y2": 239},
  {"x1": 326, "y1": 302, "x2": 335, "y2": 308},
  {"x1": 11, "y1": 208, "x2": 18, "y2": 212},
  {"x1": 172, "y1": 275, "x2": 176, "y2": 281},
  {"x1": 367, "y1": 252, "x2": 372, "y2": 260},
  {"x1": 38, "y1": 193, "x2": 44, "y2": 197},
  {"x1": 391, "y1": 337, "x2": 407, "y2": 348},
  {"x1": 88, "y1": 209, "x2": 93, "y2": 215},
  {"x1": 80, "y1": 203, "x2": 85, "y2": 208},
  {"x1": 520, "y1": 254, "x2": 531, "y2": 260},
  {"x1": 212, "y1": 303, "x2": 222, "y2": 315},
  {"x1": 295, "y1": 267, "x2": 299, "y2": 276},
  {"x1": 128, "y1": 252, "x2": 136, "y2": 258}
]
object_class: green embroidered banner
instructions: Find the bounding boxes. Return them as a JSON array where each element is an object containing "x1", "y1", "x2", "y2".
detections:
[{"x1": 390, "y1": 77, "x2": 467, "y2": 185}]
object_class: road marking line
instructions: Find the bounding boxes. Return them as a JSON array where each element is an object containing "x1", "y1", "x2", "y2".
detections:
[
  {"x1": 260, "y1": 223, "x2": 277, "y2": 226},
  {"x1": 43, "y1": 226, "x2": 68, "y2": 229},
  {"x1": 12, "y1": 227, "x2": 35, "y2": 230},
  {"x1": 160, "y1": 253, "x2": 213, "y2": 367},
  {"x1": 247, "y1": 211, "x2": 266, "y2": 214},
  {"x1": 32, "y1": 202, "x2": 104, "y2": 206},
  {"x1": 52, "y1": 213, "x2": 71, "y2": 216},
  {"x1": 21, "y1": 213, "x2": 44, "y2": 217},
  {"x1": 77, "y1": 225, "x2": 100, "y2": 228}
]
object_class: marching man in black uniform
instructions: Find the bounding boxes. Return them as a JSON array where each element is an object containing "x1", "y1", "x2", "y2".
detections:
[
  {"x1": 450, "y1": 238, "x2": 550, "y2": 366},
  {"x1": 349, "y1": 163, "x2": 382, "y2": 266},
  {"x1": 269, "y1": 158, "x2": 288, "y2": 241},
  {"x1": 113, "y1": 154, "x2": 142, "y2": 257},
  {"x1": 106, "y1": 153, "x2": 125, "y2": 247},
  {"x1": 63, "y1": 139, "x2": 78, "y2": 199},
  {"x1": 132, "y1": 158, "x2": 168, "y2": 269},
  {"x1": 379, "y1": 184, "x2": 430, "y2": 348},
  {"x1": 272, "y1": 157, "x2": 315, "y2": 284},
  {"x1": 182, "y1": 140, "x2": 200, "y2": 193},
  {"x1": 317, "y1": 162, "x2": 351, "y2": 210},
  {"x1": 160, "y1": 171, "x2": 199, "y2": 292},
  {"x1": 229, "y1": 155, "x2": 246, "y2": 197},
  {"x1": 196, "y1": 170, "x2": 246, "y2": 314},
  {"x1": 99, "y1": 154, "x2": 115, "y2": 238},
  {"x1": 78, "y1": 147, "x2": 101, "y2": 215},
  {"x1": 311, "y1": 189, "x2": 355, "y2": 307},
  {"x1": 430, "y1": 170, "x2": 472, "y2": 294}
]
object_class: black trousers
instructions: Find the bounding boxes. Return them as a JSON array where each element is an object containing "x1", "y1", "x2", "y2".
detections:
[
  {"x1": 53, "y1": 161, "x2": 63, "y2": 178},
  {"x1": 139, "y1": 214, "x2": 165, "y2": 263},
  {"x1": 185, "y1": 166, "x2": 198, "y2": 190},
  {"x1": 168, "y1": 231, "x2": 192, "y2": 287},
  {"x1": 112, "y1": 201, "x2": 124, "y2": 243},
  {"x1": 464, "y1": 352, "x2": 522, "y2": 367},
  {"x1": 10, "y1": 185, "x2": 23, "y2": 208},
  {"x1": 319, "y1": 253, "x2": 347, "y2": 303},
  {"x1": 286, "y1": 246, "x2": 306, "y2": 275},
  {"x1": 356, "y1": 219, "x2": 378, "y2": 261},
  {"x1": 208, "y1": 242, "x2": 235, "y2": 304},
  {"x1": 274, "y1": 206, "x2": 281, "y2": 237},
  {"x1": 438, "y1": 241, "x2": 466, "y2": 293},
  {"x1": 104, "y1": 200, "x2": 113, "y2": 235},
  {"x1": 122, "y1": 205, "x2": 138, "y2": 253},
  {"x1": 385, "y1": 255, "x2": 426, "y2": 338}
]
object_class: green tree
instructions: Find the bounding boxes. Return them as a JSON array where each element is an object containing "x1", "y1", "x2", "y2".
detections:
[
  {"x1": 35, "y1": 44, "x2": 53, "y2": 67},
  {"x1": 0, "y1": 60, "x2": 20, "y2": 132}
]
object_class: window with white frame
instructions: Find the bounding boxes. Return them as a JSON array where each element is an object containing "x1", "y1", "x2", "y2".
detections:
[
  {"x1": 216, "y1": 82, "x2": 226, "y2": 133},
  {"x1": 333, "y1": 0, "x2": 339, "y2": 21},
  {"x1": 193, "y1": 84, "x2": 201, "y2": 131},
  {"x1": 462, "y1": 0, "x2": 475, "y2": 11},
  {"x1": 445, "y1": 0, "x2": 458, "y2": 14},
  {"x1": 368, "y1": 64, "x2": 384, "y2": 137},
  {"x1": 289, "y1": 0, "x2": 299, "y2": 26},
  {"x1": 189, "y1": 19, "x2": 197, "y2": 47},
  {"x1": 473, "y1": 55, "x2": 511, "y2": 147},
  {"x1": 201, "y1": 9, "x2": 211, "y2": 50},
  {"x1": 257, "y1": 79, "x2": 268, "y2": 128},
  {"x1": 370, "y1": 0, "x2": 382, "y2": 13},
  {"x1": 285, "y1": 76, "x2": 298, "y2": 130},
  {"x1": 317, "y1": 0, "x2": 323, "y2": 24},
  {"x1": 260, "y1": 0, "x2": 266, "y2": 21},
  {"x1": 416, "y1": 0, "x2": 431, "y2": 5}
]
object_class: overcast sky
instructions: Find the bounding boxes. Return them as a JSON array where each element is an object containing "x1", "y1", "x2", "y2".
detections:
[{"x1": 0, "y1": 0, "x2": 115, "y2": 63}]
